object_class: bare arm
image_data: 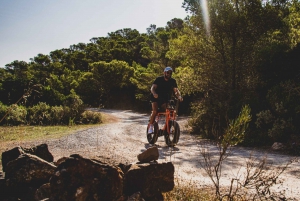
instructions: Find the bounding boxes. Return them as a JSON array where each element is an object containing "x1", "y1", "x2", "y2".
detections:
[
  {"x1": 151, "y1": 84, "x2": 158, "y2": 98},
  {"x1": 174, "y1": 88, "x2": 183, "y2": 101}
]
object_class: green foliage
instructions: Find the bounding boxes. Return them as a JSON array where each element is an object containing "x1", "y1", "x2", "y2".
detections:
[
  {"x1": 27, "y1": 102, "x2": 51, "y2": 125},
  {"x1": 90, "y1": 60, "x2": 135, "y2": 106},
  {"x1": 0, "y1": 100, "x2": 100, "y2": 126},
  {"x1": 50, "y1": 105, "x2": 65, "y2": 125},
  {"x1": 170, "y1": 0, "x2": 300, "y2": 145},
  {"x1": 131, "y1": 62, "x2": 156, "y2": 101},
  {"x1": 80, "y1": 110, "x2": 102, "y2": 124},
  {"x1": 222, "y1": 105, "x2": 251, "y2": 147},
  {"x1": 1, "y1": 104, "x2": 27, "y2": 125},
  {"x1": 0, "y1": 102, "x2": 8, "y2": 123}
]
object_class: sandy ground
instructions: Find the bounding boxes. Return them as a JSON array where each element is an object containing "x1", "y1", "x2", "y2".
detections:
[{"x1": 3, "y1": 109, "x2": 300, "y2": 199}]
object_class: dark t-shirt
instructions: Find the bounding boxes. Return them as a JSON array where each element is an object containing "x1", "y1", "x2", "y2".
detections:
[{"x1": 151, "y1": 76, "x2": 178, "y2": 103}]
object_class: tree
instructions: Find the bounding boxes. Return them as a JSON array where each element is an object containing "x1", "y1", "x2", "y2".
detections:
[
  {"x1": 90, "y1": 60, "x2": 135, "y2": 106},
  {"x1": 168, "y1": 0, "x2": 293, "y2": 139}
]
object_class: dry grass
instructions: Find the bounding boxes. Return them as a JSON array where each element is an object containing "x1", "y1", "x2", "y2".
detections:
[
  {"x1": 0, "y1": 113, "x2": 118, "y2": 164},
  {"x1": 163, "y1": 179, "x2": 214, "y2": 201}
]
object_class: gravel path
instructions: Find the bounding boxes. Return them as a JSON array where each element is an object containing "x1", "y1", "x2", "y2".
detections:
[{"x1": 4, "y1": 109, "x2": 300, "y2": 199}]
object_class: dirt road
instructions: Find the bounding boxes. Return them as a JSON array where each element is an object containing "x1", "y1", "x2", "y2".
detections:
[{"x1": 11, "y1": 109, "x2": 300, "y2": 199}]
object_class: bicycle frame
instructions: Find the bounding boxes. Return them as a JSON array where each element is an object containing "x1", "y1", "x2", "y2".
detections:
[
  {"x1": 155, "y1": 104, "x2": 177, "y2": 134},
  {"x1": 147, "y1": 98, "x2": 180, "y2": 146}
]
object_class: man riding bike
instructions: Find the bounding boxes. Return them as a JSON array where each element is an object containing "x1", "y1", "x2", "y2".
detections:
[{"x1": 148, "y1": 67, "x2": 183, "y2": 134}]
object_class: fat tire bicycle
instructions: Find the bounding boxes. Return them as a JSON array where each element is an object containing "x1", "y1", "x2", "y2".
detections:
[{"x1": 146, "y1": 98, "x2": 180, "y2": 147}]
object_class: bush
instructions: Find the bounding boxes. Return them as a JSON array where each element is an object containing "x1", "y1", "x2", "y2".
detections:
[
  {"x1": 0, "y1": 104, "x2": 27, "y2": 125},
  {"x1": 0, "y1": 102, "x2": 8, "y2": 125},
  {"x1": 80, "y1": 110, "x2": 102, "y2": 124},
  {"x1": 27, "y1": 102, "x2": 51, "y2": 125},
  {"x1": 49, "y1": 105, "x2": 65, "y2": 125}
]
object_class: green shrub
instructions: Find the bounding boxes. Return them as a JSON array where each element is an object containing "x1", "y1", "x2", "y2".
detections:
[
  {"x1": 27, "y1": 102, "x2": 51, "y2": 125},
  {"x1": 0, "y1": 102, "x2": 8, "y2": 125},
  {"x1": 49, "y1": 105, "x2": 65, "y2": 125},
  {"x1": 80, "y1": 110, "x2": 102, "y2": 124},
  {"x1": 2, "y1": 104, "x2": 27, "y2": 125}
]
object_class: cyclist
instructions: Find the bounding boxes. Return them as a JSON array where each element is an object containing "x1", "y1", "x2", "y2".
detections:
[{"x1": 148, "y1": 67, "x2": 183, "y2": 134}]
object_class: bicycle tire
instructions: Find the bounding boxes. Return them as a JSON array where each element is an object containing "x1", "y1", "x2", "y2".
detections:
[
  {"x1": 146, "y1": 122, "x2": 158, "y2": 144},
  {"x1": 164, "y1": 120, "x2": 180, "y2": 147}
]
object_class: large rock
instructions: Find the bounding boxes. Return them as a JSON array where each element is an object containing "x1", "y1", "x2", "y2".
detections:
[
  {"x1": 23, "y1": 143, "x2": 54, "y2": 163},
  {"x1": 124, "y1": 162, "x2": 174, "y2": 199},
  {"x1": 49, "y1": 154, "x2": 124, "y2": 201},
  {"x1": 1, "y1": 146, "x2": 25, "y2": 172},
  {"x1": 2, "y1": 144, "x2": 54, "y2": 172},
  {"x1": 5, "y1": 153, "x2": 56, "y2": 200},
  {"x1": 5, "y1": 153, "x2": 56, "y2": 187},
  {"x1": 137, "y1": 146, "x2": 159, "y2": 163}
]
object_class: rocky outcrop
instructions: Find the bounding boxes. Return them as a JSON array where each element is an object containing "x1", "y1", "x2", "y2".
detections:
[{"x1": 0, "y1": 144, "x2": 174, "y2": 201}]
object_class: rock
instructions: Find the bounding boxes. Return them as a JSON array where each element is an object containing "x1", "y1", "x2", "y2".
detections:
[
  {"x1": 1, "y1": 146, "x2": 25, "y2": 172},
  {"x1": 23, "y1": 143, "x2": 54, "y2": 163},
  {"x1": 5, "y1": 153, "x2": 56, "y2": 188},
  {"x1": 5, "y1": 153, "x2": 56, "y2": 200},
  {"x1": 272, "y1": 142, "x2": 285, "y2": 151},
  {"x1": 137, "y1": 146, "x2": 159, "y2": 163},
  {"x1": 2, "y1": 144, "x2": 54, "y2": 172},
  {"x1": 35, "y1": 183, "x2": 51, "y2": 201},
  {"x1": 49, "y1": 154, "x2": 124, "y2": 201},
  {"x1": 124, "y1": 162, "x2": 174, "y2": 199},
  {"x1": 0, "y1": 171, "x2": 7, "y2": 200}
]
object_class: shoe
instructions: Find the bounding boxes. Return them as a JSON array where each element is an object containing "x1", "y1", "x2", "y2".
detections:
[{"x1": 148, "y1": 124, "x2": 154, "y2": 134}]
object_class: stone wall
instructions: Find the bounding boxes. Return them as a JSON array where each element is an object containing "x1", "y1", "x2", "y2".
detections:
[{"x1": 0, "y1": 144, "x2": 174, "y2": 201}]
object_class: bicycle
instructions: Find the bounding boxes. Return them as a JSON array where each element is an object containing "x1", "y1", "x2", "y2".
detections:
[{"x1": 146, "y1": 98, "x2": 180, "y2": 147}]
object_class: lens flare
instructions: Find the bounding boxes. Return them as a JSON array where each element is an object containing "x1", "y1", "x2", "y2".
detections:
[{"x1": 200, "y1": 0, "x2": 210, "y2": 35}]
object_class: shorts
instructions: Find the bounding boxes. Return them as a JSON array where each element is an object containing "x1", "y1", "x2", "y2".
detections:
[{"x1": 150, "y1": 93, "x2": 167, "y2": 106}]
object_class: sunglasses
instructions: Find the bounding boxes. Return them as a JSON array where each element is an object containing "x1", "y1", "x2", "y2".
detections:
[{"x1": 166, "y1": 71, "x2": 172, "y2": 75}]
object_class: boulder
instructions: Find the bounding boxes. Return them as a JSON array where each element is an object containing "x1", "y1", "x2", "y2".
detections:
[
  {"x1": 137, "y1": 146, "x2": 159, "y2": 163},
  {"x1": 5, "y1": 153, "x2": 56, "y2": 200},
  {"x1": 49, "y1": 154, "x2": 124, "y2": 201},
  {"x1": 23, "y1": 143, "x2": 54, "y2": 163},
  {"x1": 5, "y1": 153, "x2": 56, "y2": 188},
  {"x1": 124, "y1": 162, "x2": 174, "y2": 199},
  {"x1": 1, "y1": 146, "x2": 25, "y2": 172},
  {"x1": 2, "y1": 144, "x2": 54, "y2": 172}
]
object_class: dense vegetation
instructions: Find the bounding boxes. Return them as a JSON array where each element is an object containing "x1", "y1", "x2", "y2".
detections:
[{"x1": 1, "y1": 0, "x2": 300, "y2": 149}]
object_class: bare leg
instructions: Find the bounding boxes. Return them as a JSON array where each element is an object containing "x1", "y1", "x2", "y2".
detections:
[{"x1": 149, "y1": 102, "x2": 158, "y2": 125}]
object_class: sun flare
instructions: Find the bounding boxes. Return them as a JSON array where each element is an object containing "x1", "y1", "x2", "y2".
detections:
[{"x1": 200, "y1": 0, "x2": 210, "y2": 35}]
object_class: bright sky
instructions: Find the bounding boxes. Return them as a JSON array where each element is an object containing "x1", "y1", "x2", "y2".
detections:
[{"x1": 0, "y1": 0, "x2": 188, "y2": 67}]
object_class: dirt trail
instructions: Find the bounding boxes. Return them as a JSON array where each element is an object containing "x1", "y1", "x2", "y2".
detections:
[{"x1": 4, "y1": 109, "x2": 300, "y2": 199}]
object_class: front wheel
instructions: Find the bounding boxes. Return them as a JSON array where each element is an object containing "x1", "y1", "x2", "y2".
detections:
[
  {"x1": 164, "y1": 120, "x2": 180, "y2": 147},
  {"x1": 147, "y1": 122, "x2": 158, "y2": 144}
]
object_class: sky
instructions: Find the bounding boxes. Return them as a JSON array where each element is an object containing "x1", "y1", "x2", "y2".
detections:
[{"x1": 0, "y1": 0, "x2": 189, "y2": 67}]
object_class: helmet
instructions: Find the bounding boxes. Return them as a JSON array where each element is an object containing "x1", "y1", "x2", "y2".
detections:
[{"x1": 164, "y1": 67, "x2": 173, "y2": 72}]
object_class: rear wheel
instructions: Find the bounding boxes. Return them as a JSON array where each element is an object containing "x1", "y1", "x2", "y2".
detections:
[
  {"x1": 147, "y1": 122, "x2": 158, "y2": 144},
  {"x1": 164, "y1": 120, "x2": 180, "y2": 147}
]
